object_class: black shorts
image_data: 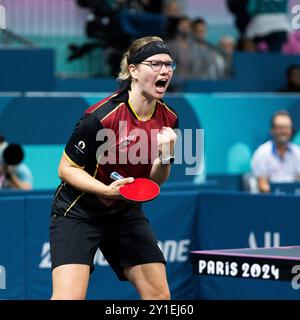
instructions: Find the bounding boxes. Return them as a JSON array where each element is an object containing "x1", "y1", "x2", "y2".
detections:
[{"x1": 49, "y1": 211, "x2": 166, "y2": 281}]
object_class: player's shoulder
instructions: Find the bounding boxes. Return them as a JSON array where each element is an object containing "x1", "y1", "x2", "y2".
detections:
[
  {"x1": 157, "y1": 99, "x2": 178, "y2": 119},
  {"x1": 84, "y1": 90, "x2": 127, "y2": 120}
]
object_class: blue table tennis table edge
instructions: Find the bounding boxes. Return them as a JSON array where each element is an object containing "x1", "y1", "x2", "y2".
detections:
[{"x1": 191, "y1": 245, "x2": 300, "y2": 261}]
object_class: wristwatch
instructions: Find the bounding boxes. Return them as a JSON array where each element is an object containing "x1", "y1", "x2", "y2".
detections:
[{"x1": 159, "y1": 154, "x2": 175, "y2": 164}]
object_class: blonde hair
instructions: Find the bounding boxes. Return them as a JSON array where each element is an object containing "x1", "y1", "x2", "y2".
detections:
[{"x1": 117, "y1": 36, "x2": 163, "y2": 82}]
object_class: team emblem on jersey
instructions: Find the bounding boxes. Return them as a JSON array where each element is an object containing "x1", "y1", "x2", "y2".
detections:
[{"x1": 74, "y1": 140, "x2": 86, "y2": 154}]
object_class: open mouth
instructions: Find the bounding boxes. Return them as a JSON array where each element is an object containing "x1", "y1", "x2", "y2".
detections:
[{"x1": 155, "y1": 79, "x2": 168, "y2": 89}]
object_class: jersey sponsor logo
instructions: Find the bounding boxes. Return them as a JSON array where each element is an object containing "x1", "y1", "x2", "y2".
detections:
[
  {"x1": 78, "y1": 141, "x2": 86, "y2": 150},
  {"x1": 120, "y1": 135, "x2": 136, "y2": 146}
]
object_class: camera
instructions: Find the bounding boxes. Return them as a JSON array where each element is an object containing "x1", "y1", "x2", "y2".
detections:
[
  {"x1": 0, "y1": 143, "x2": 24, "y2": 181},
  {"x1": 2, "y1": 144, "x2": 24, "y2": 166}
]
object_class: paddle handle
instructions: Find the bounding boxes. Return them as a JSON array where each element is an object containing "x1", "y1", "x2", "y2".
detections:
[{"x1": 110, "y1": 172, "x2": 125, "y2": 181}]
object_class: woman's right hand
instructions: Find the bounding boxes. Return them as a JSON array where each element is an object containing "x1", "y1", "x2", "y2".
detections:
[{"x1": 103, "y1": 177, "x2": 134, "y2": 199}]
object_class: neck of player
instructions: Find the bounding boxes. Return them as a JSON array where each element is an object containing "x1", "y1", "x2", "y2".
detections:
[{"x1": 128, "y1": 85, "x2": 156, "y2": 121}]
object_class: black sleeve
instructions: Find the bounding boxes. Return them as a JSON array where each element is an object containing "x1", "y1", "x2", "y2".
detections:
[{"x1": 64, "y1": 114, "x2": 103, "y2": 168}]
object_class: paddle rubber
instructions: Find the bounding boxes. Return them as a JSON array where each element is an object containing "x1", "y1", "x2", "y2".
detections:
[{"x1": 110, "y1": 172, "x2": 160, "y2": 202}]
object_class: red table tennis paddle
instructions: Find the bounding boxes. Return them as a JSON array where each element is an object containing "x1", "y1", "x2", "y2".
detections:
[{"x1": 110, "y1": 172, "x2": 160, "y2": 202}]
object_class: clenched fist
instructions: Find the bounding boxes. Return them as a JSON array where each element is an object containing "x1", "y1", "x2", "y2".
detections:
[{"x1": 157, "y1": 126, "x2": 177, "y2": 161}]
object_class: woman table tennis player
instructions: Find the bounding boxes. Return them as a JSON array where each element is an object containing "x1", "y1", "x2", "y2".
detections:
[{"x1": 50, "y1": 36, "x2": 178, "y2": 300}]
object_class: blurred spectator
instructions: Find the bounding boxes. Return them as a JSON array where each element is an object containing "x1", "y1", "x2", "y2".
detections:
[
  {"x1": 164, "y1": 0, "x2": 182, "y2": 17},
  {"x1": 282, "y1": 31, "x2": 300, "y2": 55},
  {"x1": 0, "y1": 136, "x2": 33, "y2": 190},
  {"x1": 167, "y1": 15, "x2": 228, "y2": 80},
  {"x1": 245, "y1": 0, "x2": 290, "y2": 52},
  {"x1": 167, "y1": 16, "x2": 200, "y2": 79},
  {"x1": 251, "y1": 110, "x2": 300, "y2": 193},
  {"x1": 219, "y1": 36, "x2": 236, "y2": 54},
  {"x1": 193, "y1": 17, "x2": 207, "y2": 41},
  {"x1": 278, "y1": 65, "x2": 300, "y2": 93},
  {"x1": 192, "y1": 18, "x2": 227, "y2": 79},
  {"x1": 219, "y1": 36, "x2": 236, "y2": 77},
  {"x1": 163, "y1": 0, "x2": 183, "y2": 40}
]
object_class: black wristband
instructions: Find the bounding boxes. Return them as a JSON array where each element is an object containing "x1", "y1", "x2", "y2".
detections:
[{"x1": 159, "y1": 154, "x2": 175, "y2": 164}]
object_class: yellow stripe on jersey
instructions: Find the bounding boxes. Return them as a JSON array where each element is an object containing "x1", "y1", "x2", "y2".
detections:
[
  {"x1": 128, "y1": 99, "x2": 156, "y2": 121},
  {"x1": 159, "y1": 101, "x2": 177, "y2": 118},
  {"x1": 63, "y1": 151, "x2": 85, "y2": 169},
  {"x1": 101, "y1": 103, "x2": 123, "y2": 122}
]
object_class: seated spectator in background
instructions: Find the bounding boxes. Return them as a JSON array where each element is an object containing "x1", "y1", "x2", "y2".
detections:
[
  {"x1": 192, "y1": 18, "x2": 226, "y2": 79},
  {"x1": 282, "y1": 31, "x2": 300, "y2": 55},
  {"x1": 219, "y1": 35, "x2": 236, "y2": 54},
  {"x1": 245, "y1": 0, "x2": 290, "y2": 52},
  {"x1": 167, "y1": 16, "x2": 226, "y2": 80},
  {"x1": 164, "y1": 0, "x2": 182, "y2": 17},
  {"x1": 193, "y1": 17, "x2": 207, "y2": 42},
  {"x1": 278, "y1": 65, "x2": 300, "y2": 93},
  {"x1": 167, "y1": 16, "x2": 201, "y2": 79},
  {"x1": 163, "y1": 0, "x2": 183, "y2": 40},
  {"x1": 251, "y1": 110, "x2": 300, "y2": 193},
  {"x1": 0, "y1": 136, "x2": 33, "y2": 190},
  {"x1": 219, "y1": 35, "x2": 236, "y2": 78}
]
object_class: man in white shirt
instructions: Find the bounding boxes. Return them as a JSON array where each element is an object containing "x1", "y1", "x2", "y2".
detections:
[{"x1": 251, "y1": 110, "x2": 300, "y2": 192}]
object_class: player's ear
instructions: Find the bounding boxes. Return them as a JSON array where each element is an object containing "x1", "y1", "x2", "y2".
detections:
[{"x1": 128, "y1": 64, "x2": 138, "y2": 80}]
